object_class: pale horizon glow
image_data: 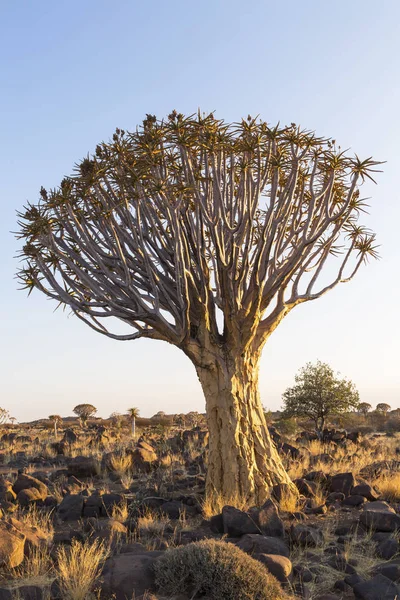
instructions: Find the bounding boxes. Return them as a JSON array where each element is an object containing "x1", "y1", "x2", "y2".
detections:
[{"x1": 1, "y1": 0, "x2": 399, "y2": 422}]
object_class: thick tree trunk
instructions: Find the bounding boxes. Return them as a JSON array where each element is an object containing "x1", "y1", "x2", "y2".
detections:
[{"x1": 196, "y1": 350, "x2": 294, "y2": 505}]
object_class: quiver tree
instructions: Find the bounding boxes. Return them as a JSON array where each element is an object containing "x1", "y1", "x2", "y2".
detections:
[
  {"x1": 72, "y1": 403, "x2": 97, "y2": 426},
  {"x1": 17, "y1": 112, "x2": 380, "y2": 504},
  {"x1": 126, "y1": 407, "x2": 140, "y2": 437},
  {"x1": 48, "y1": 414, "x2": 62, "y2": 437}
]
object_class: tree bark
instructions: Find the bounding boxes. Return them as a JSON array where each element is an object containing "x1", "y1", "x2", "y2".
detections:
[{"x1": 195, "y1": 349, "x2": 294, "y2": 505}]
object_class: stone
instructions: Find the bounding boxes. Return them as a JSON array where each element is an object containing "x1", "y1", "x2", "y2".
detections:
[
  {"x1": 100, "y1": 552, "x2": 161, "y2": 599},
  {"x1": 377, "y1": 539, "x2": 399, "y2": 560},
  {"x1": 0, "y1": 521, "x2": 25, "y2": 568},
  {"x1": 330, "y1": 473, "x2": 355, "y2": 497},
  {"x1": 222, "y1": 506, "x2": 260, "y2": 537},
  {"x1": 255, "y1": 499, "x2": 284, "y2": 537},
  {"x1": 12, "y1": 474, "x2": 48, "y2": 501},
  {"x1": 343, "y1": 495, "x2": 367, "y2": 507},
  {"x1": 17, "y1": 488, "x2": 43, "y2": 507},
  {"x1": 374, "y1": 559, "x2": 400, "y2": 582},
  {"x1": 6, "y1": 517, "x2": 48, "y2": 556},
  {"x1": 236, "y1": 533, "x2": 290, "y2": 557},
  {"x1": 131, "y1": 447, "x2": 157, "y2": 472},
  {"x1": 353, "y1": 574, "x2": 400, "y2": 599},
  {"x1": 255, "y1": 553, "x2": 292, "y2": 583},
  {"x1": 291, "y1": 524, "x2": 324, "y2": 547},
  {"x1": 352, "y1": 483, "x2": 380, "y2": 501},
  {"x1": 66, "y1": 456, "x2": 98, "y2": 478},
  {"x1": 294, "y1": 479, "x2": 315, "y2": 497},
  {"x1": 57, "y1": 494, "x2": 84, "y2": 521},
  {"x1": 360, "y1": 509, "x2": 400, "y2": 532}
]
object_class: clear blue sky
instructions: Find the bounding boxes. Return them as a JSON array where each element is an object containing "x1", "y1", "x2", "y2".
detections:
[{"x1": 1, "y1": 0, "x2": 399, "y2": 422}]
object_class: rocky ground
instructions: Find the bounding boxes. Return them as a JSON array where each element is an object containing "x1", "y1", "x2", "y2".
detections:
[{"x1": 1, "y1": 421, "x2": 400, "y2": 599}]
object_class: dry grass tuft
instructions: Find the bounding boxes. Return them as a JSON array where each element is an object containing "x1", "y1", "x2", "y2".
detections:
[
  {"x1": 56, "y1": 538, "x2": 109, "y2": 600},
  {"x1": 109, "y1": 451, "x2": 133, "y2": 478},
  {"x1": 277, "y1": 487, "x2": 302, "y2": 513},
  {"x1": 373, "y1": 472, "x2": 400, "y2": 501},
  {"x1": 202, "y1": 491, "x2": 249, "y2": 519}
]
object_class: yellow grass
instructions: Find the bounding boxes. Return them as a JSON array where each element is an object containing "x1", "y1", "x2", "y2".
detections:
[
  {"x1": 109, "y1": 451, "x2": 133, "y2": 477},
  {"x1": 202, "y1": 491, "x2": 249, "y2": 519},
  {"x1": 374, "y1": 472, "x2": 400, "y2": 502},
  {"x1": 56, "y1": 539, "x2": 109, "y2": 600},
  {"x1": 277, "y1": 487, "x2": 302, "y2": 513}
]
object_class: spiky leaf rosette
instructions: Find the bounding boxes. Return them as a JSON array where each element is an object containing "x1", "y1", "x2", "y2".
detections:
[{"x1": 17, "y1": 112, "x2": 381, "y2": 355}]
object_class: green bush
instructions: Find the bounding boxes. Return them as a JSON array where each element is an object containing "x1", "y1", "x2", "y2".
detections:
[{"x1": 153, "y1": 538, "x2": 285, "y2": 600}]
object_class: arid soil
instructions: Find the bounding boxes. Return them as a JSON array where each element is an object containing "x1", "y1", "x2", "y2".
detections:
[{"x1": 1, "y1": 418, "x2": 400, "y2": 599}]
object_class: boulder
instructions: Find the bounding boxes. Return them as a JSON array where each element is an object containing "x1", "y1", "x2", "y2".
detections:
[
  {"x1": 255, "y1": 553, "x2": 292, "y2": 583},
  {"x1": 0, "y1": 521, "x2": 25, "y2": 568},
  {"x1": 17, "y1": 488, "x2": 44, "y2": 507},
  {"x1": 57, "y1": 494, "x2": 84, "y2": 521},
  {"x1": 377, "y1": 539, "x2": 399, "y2": 560},
  {"x1": 236, "y1": 533, "x2": 290, "y2": 557},
  {"x1": 131, "y1": 447, "x2": 157, "y2": 472},
  {"x1": 66, "y1": 456, "x2": 98, "y2": 478},
  {"x1": 255, "y1": 499, "x2": 285, "y2": 537},
  {"x1": 360, "y1": 507, "x2": 400, "y2": 532},
  {"x1": 291, "y1": 524, "x2": 324, "y2": 547},
  {"x1": 353, "y1": 574, "x2": 400, "y2": 599},
  {"x1": 222, "y1": 506, "x2": 260, "y2": 537},
  {"x1": 100, "y1": 552, "x2": 161, "y2": 599},
  {"x1": 352, "y1": 483, "x2": 380, "y2": 501},
  {"x1": 6, "y1": 517, "x2": 48, "y2": 556},
  {"x1": 330, "y1": 473, "x2": 355, "y2": 497},
  {"x1": 12, "y1": 474, "x2": 48, "y2": 501}
]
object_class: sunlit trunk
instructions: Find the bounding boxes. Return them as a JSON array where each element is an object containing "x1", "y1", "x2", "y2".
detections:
[{"x1": 196, "y1": 349, "x2": 294, "y2": 505}]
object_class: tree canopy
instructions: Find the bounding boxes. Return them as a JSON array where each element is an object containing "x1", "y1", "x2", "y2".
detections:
[
  {"x1": 17, "y1": 112, "x2": 380, "y2": 362},
  {"x1": 282, "y1": 360, "x2": 360, "y2": 433},
  {"x1": 73, "y1": 403, "x2": 97, "y2": 422}
]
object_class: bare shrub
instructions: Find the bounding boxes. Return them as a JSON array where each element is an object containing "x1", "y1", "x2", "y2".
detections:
[{"x1": 154, "y1": 538, "x2": 285, "y2": 600}]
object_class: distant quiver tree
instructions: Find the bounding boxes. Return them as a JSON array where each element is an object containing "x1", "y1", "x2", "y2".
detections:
[
  {"x1": 126, "y1": 407, "x2": 140, "y2": 437},
  {"x1": 72, "y1": 403, "x2": 97, "y2": 426},
  {"x1": 17, "y1": 111, "x2": 381, "y2": 503}
]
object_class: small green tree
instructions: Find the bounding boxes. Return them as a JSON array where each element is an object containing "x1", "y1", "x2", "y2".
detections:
[
  {"x1": 376, "y1": 402, "x2": 391, "y2": 414},
  {"x1": 358, "y1": 402, "x2": 372, "y2": 416},
  {"x1": 282, "y1": 361, "x2": 359, "y2": 435},
  {"x1": 126, "y1": 407, "x2": 140, "y2": 437},
  {"x1": 73, "y1": 403, "x2": 97, "y2": 426}
]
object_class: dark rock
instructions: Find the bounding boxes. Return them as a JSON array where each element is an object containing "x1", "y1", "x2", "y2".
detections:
[
  {"x1": 330, "y1": 472, "x2": 356, "y2": 497},
  {"x1": 294, "y1": 479, "x2": 315, "y2": 497},
  {"x1": 360, "y1": 508, "x2": 400, "y2": 532},
  {"x1": 222, "y1": 506, "x2": 260, "y2": 537},
  {"x1": 353, "y1": 574, "x2": 400, "y2": 599},
  {"x1": 57, "y1": 494, "x2": 84, "y2": 521},
  {"x1": 12, "y1": 474, "x2": 48, "y2": 501},
  {"x1": 343, "y1": 495, "x2": 367, "y2": 507},
  {"x1": 100, "y1": 552, "x2": 161, "y2": 599},
  {"x1": 255, "y1": 499, "x2": 284, "y2": 537},
  {"x1": 374, "y1": 559, "x2": 400, "y2": 582},
  {"x1": 209, "y1": 513, "x2": 224, "y2": 534},
  {"x1": 66, "y1": 456, "x2": 98, "y2": 478},
  {"x1": 352, "y1": 483, "x2": 380, "y2": 501},
  {"x1": 236, "y1": 533, "x2": 290, "y2": 557},
  {"x1": 291, "y1": 524, "x2": 324, "y2": 547},
  {"x1": 377, "y1": 539, "x2": 399, "y2": 560}
]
